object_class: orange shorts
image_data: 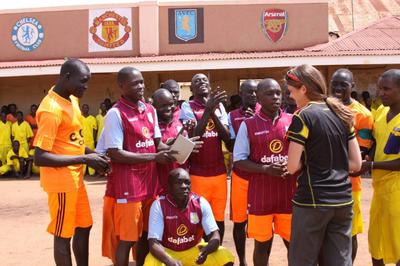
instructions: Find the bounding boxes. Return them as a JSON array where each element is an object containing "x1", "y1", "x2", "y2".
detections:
[
  {"x1": 230, "y1": 172, "x2": 249, "y2": 223},
  {"x1": 248, "y1": 214, "x2": 292, "y2": 242},
  {"x1": 191, "y1": 174, "x2": 227, "y2": 222},
  {"x1": 102, "y1": 196, "x2": 150, "y2": 262},
  {"x1": 47, "y1": 185, "x2": 93, "y2": 238},
  {"x1": 142, "y1": 197, "x2": 155, "y2": 232}
]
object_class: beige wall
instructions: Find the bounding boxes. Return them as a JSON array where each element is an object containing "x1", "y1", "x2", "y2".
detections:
[
  {"x1": 0, "y1": 9, "x2": 140, "y2": 62},
  {"x1": 159, "y1": 3, "x2": 328, "y2": 54},
  {"x1": 0, "y1": 2, "x2": 328, "y2": 62},
  {"x1": 2, "y1": 64, "x2": 393, "y2": 114}
]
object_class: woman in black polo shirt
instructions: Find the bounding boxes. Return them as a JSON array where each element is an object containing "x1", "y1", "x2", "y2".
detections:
[{"x1": 285, "y1": 64, "x2": 362, "y2": 266}]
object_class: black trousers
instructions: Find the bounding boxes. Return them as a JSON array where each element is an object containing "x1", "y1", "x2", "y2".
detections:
[{"x1": 289, "y1": 205, "x2": 353, "y2": 266}]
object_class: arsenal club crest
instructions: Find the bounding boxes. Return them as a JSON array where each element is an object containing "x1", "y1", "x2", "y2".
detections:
[
  {"x1": 261, "y1": 9, "x2": 288, "y2": 43},
  {"x1": 88, "y1": 9, "x2": 132, "y2": 52}
]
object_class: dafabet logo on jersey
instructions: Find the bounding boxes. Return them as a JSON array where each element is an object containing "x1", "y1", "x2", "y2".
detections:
[
  {"x1": 176, "y1": 224, "x2": 188, "y2": 236},
  {"x1": 269, "y1": 139, "x2": 283, "y2": 153},
  {"x1": 142, "y1": 127, "x2": 151, "y2": 138},
  {"x1": 206, "y1": 119, "x2": 215, "y2": 131}
]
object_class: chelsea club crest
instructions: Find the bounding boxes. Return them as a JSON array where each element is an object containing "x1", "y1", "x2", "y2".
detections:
[{"x1": 11, "y1": 17, "x2": 44, "y2": 52}]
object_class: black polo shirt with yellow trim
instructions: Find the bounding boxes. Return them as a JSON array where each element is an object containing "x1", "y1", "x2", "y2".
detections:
[{"x1": 287, "y1": 102, "x2": 356, "y2": 208}]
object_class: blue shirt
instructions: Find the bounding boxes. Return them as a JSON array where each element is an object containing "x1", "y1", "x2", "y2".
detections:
[{"x1": 233, "y1": 122, "x2": 250, "y2": 162}]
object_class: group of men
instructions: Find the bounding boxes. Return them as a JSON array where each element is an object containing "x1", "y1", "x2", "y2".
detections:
[
  {"x1": 0, "y1": 103, "x2": 39, "y2": 178},
  {"x1": 31, "y1": 58, "x2": 400, "y2": 266}
]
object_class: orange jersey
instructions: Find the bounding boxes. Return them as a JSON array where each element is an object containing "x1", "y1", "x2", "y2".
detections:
[
  {"x1": 349, "y1": 100, "x2": 373, "y2": 149},
  {"x1": 6, "y1": 114, "x2": 17, "y2": 123},
  {"x1": 34, "y1": 88, "x2": 85, "y2": 192},
  {"x1": 26, "y1": 114, "x2": 38, "y2": 148},
  {"x1": 348, "y1": 100, "x2": 374, "y2": 191}
]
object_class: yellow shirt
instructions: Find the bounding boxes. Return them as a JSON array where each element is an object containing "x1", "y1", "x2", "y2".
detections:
[
  {"x1": 82, "y1": 115, "x2": 97, "y2": 146},
  {"x1": 96, "y1": 114, "x2": 105, "y2": 141},
  {"x1": 372, "y1": 105, "x2": 400, "y2": 185},
  {"x1": 12, "y1": 121, "x2": 33, "y2": 145},
  {"x1": 0, "y1": 121, "x2": 12, "y2": 146},
  {"x1": 34, "y1": 88, "x2": 85, "y2": 192}
]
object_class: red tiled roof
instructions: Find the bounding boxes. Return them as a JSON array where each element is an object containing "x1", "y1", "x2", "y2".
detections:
[
  {"x1": 1, "y1": 49, "x2": 400, "y2": 70},
  {"x1": 329, "y1": 0, "x2": 400, "y2": 35},
  {"x1": 308, "y1": 16, "x2": 400, "y2": 52}
]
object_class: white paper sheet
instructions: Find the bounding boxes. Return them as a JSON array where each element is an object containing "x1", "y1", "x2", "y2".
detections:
[{"x1": 170, "y1": 134, "x2": 195, "y2": 164}]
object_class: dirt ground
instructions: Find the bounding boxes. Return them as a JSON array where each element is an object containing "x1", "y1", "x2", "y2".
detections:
[{"x1": 0, "y1": 176, "x2": 385, "y2": 265}]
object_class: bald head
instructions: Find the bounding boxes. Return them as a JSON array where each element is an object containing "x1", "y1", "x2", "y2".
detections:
[
  {"x1": 161, "y1": 79, "x2": 179, "y2": 91},
  {"x1": 240, "y1": 80, "x2": 258, "y2": 92},
  {"x1": 161, "y1": 79, "x2": 180, "y2": 106},
  {"x1": 57, "y1": 58, "x2": 91, "y2": 99},
  {"x1": 168, "y1": 168, "x2": 190, "y2": 184},
  {"x1": 117, "y1": 67, "x2": 141, "y2": 85},
  {"x1": 381, "y1": 69, "x2": 400, "y2": 88},
  {"x1": 152, "y1": 89, "x2": 173, "y2": 105},
  {"x1": 239, "y1": 80, "x2": 258, "y2": 109},
  {"x1": 332, "y1": 68, "x2": 354, "y2": 83},
  {"x1": 153, "y1": 89, "x2": 174, "y2": 122},
  {"x1": 257, "y1": 78, "x2": 280, "y2": 91},
  {"x1": 330, "y1": 68, "x2": 354, "y2": 104},
  {"x1": 191, "y1": 73, "x2": 210, "y2": 98},
  {"x1": 60, "y1": 59, "x2": 89, "y2": 77}
]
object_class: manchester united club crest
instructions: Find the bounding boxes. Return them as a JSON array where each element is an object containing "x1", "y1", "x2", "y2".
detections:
[
  {"x1": 88, "y1": 9, "x2": 132, "y2": 52},
  {"x1": 261, "y1": 9, "x2": 288, "y2": 43}
]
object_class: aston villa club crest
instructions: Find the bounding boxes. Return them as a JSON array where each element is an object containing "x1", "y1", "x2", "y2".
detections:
[
  {"x1": 168, "y1": 8, "x2": 204, "y2": 44},
  {"x1": 261, "y1": 9, "x2": 288, "y2": 42},
  {"x1": 88, "y1": 9, "x2": 132, "y2": 52},
  {"x1": 175, "y1": 9, "x2": 197, "y2": 41}
]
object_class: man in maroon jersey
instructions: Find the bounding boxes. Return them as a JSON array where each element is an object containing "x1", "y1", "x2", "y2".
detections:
[
  {"x1": 179, "y1": 73, "x2": 230, "y2": 241},
  {"x1": 160, "y1": 79, "x2": 181, "y2": 120},
  {"x1": 152, "y1": 88, "x2": 195, "y2": 194},
  {"x1": 227, "y1": 79, "x2": 260, "y2": 266},
  {"x1": 233, "y1": 78, "x2": 297, "y2": 266},
  {"x1": 145, "y1": 168, "x2": 235, "y2": 265},
  {"x1": 97, "y1": 67, "x2": 178, "y2": 266}
]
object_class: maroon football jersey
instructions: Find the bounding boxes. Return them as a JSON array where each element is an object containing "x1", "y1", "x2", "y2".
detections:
[
  {"x1": 157, "y1": 118, "x2": 187, "y2": 195},
  {"x1": 229, "y1": 103, "x2": 261, "y2": 180},
  {"x1": 244, "y1": 111, "x2": 297, "y2": 215},
  {"x1": 160, "y1": 193, "x2": 203, "y2": 251},
  {"x1": 188, "y1": 100, "x2": 226, "y2": 176},
  {"x1": 105, "y1": 98, "x2": 159, "y2": 202}
]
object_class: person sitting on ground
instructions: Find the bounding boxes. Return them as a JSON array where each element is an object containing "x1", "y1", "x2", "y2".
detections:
[
  {"x1": 12, "y1": 111, "x2": 33, "y2": 153},
  {"x1": 5, "y1": 140, "x2": 28, "y2": 178},
  {"x1": 26, "y1": 149, "x2": 40, "y2": 177},
  {"x1": 144, "y1": 168, "x2": 235, "y2": 266}
]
